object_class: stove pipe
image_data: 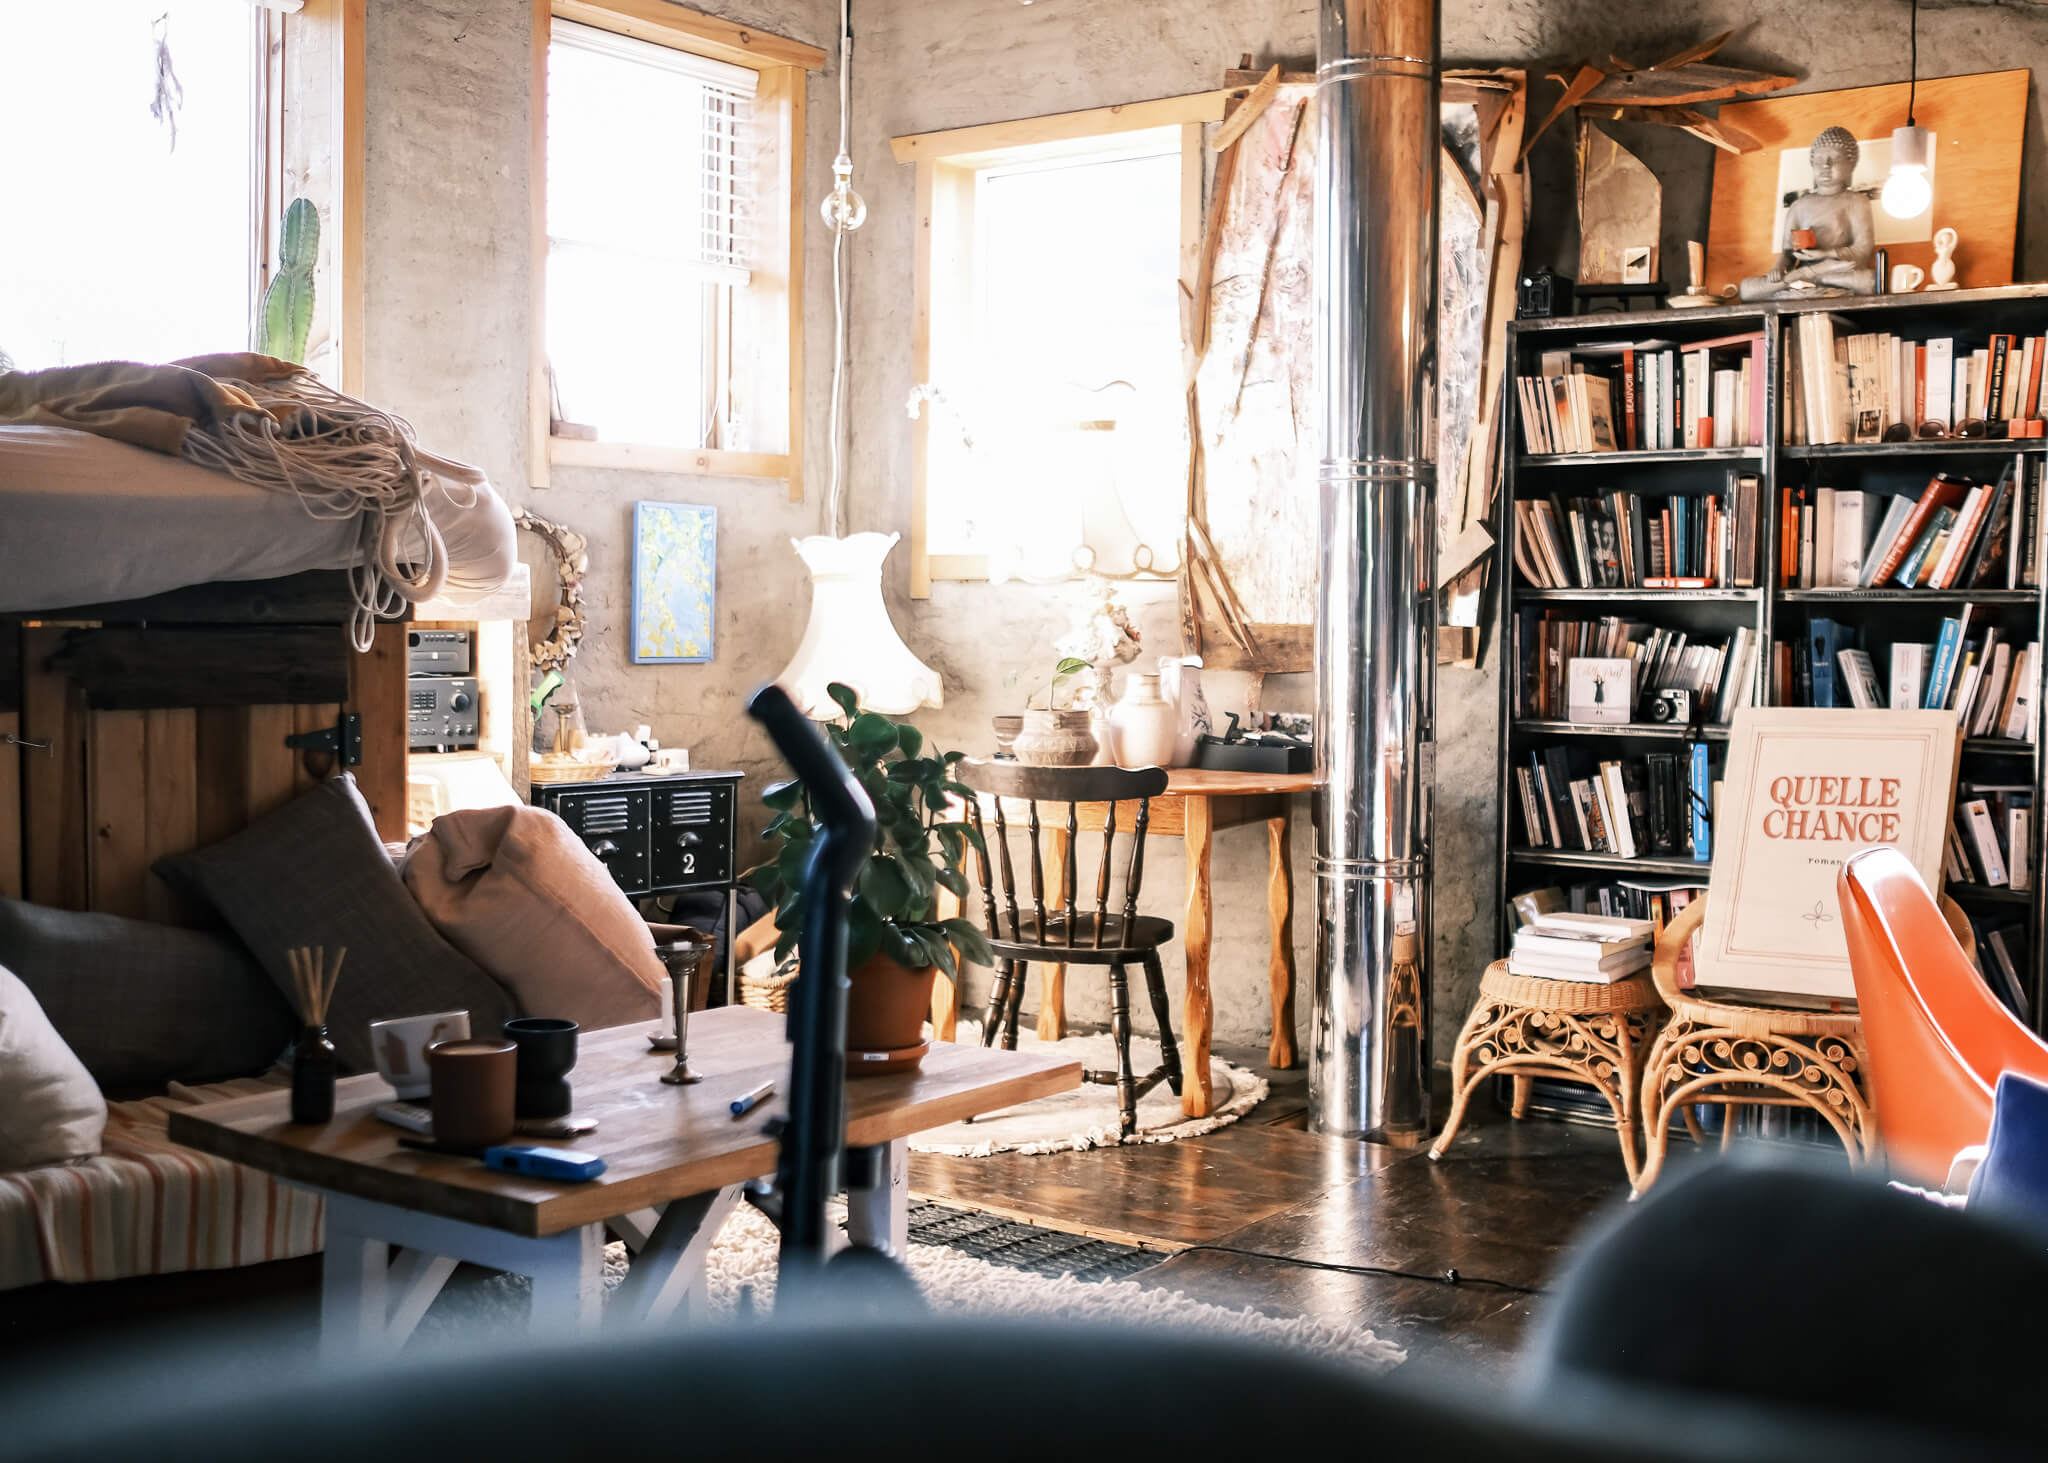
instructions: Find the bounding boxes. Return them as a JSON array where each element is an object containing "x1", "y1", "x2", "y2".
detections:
[{"x1": 1310, "y1": 0, "x2": 1439, "y2": 1142}]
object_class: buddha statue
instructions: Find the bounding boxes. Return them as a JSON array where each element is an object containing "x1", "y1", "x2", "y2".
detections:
[{"x1": 1738, "y1": 126, "x2": 1878, "y2": 301}]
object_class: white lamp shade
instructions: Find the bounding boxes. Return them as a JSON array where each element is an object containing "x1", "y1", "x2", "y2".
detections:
[{"x1": 775, "y1": 532, "x2": 943, "y2": 718}]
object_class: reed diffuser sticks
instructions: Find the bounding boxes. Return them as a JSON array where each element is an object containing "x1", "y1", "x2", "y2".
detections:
[
  {"x1": 288, "y1": 945, "x2": 346, "y2": 1125},
  {"x1": 287, "y1": 945, "x2": 347, "y2": 1026}
]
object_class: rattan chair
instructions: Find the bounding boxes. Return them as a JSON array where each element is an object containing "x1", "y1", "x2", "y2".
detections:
[{"x1": 955, "y1": 759, "x2": 1182, "y2": 1137}]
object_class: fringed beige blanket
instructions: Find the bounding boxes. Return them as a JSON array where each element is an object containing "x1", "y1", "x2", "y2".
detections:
[{"x1": 0, "y1": 353, "x2": 449, "y2": 650}]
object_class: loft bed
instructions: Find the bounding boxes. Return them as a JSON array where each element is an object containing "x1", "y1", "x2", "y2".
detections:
[{"x1": 0, "y1": 422, "x2": 518, "y2": 918}]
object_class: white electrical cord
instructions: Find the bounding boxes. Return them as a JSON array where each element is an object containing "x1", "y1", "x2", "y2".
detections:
[{"x1": 822, "y1": 0, "x2": 857, "y2": 538}]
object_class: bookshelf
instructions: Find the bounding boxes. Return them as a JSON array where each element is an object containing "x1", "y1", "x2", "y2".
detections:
[{"x1": 1497, "y1": 285, "x2": 2048, "y2": 1041}]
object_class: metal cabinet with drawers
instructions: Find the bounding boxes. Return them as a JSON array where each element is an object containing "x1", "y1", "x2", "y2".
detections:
[{"x1": 532, "y1": 769, "x2": 745, "y2": 900}]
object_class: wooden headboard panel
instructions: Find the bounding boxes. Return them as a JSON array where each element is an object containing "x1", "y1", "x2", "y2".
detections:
[{"x1": 0, "y1": 573, "x2": 407, "y2": 923}]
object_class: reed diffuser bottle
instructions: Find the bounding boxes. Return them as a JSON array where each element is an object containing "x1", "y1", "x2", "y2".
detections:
[{"x1": 288, "y1": 945, "x2": 346, "y2": 1125}]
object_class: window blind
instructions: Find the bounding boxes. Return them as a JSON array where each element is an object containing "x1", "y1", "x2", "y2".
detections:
[{"x1": 550, "y1": 18, "x2": 754, "y2": 282}]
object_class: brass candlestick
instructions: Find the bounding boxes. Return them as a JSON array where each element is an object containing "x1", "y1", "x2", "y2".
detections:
[{"x1": 660, "y1": 952, "x2": 702, "y2": 1085}]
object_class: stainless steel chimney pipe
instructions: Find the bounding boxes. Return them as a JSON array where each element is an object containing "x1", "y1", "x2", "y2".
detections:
[{"x1": 1310, "y1": 0, "x2": 1439, "y2": 1142}]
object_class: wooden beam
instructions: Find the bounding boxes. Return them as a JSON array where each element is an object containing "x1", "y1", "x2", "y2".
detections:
[
  {"x1": 1208, "y1": 64, "x2": 1279, "y2": 153},
  {"x1": 46, "y1": 627, "x2": 352, "y2": 710},
  {"x1": 552, "y1": 0, "x2": 825, "y2": 71},
  {"x1": 1577, "y1": 61, "x2": 1796, "y2": 109},
  {"x1": 24, "y1": 571, "x2": 364, "y2": 626},
  {"x1": 546, "y1": 438, "x2": 792, "y2": 480},
  {"x1": 348, "y1": 621, "x2": 409, "y2": 842},
  {"x1": 891, "y1": 91, "x2": 1228, "y2": 166}
]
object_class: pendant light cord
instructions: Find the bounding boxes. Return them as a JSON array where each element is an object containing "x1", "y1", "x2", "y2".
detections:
[
  {"x1": 1907, "y1": 0, "x2": 1918, "y2": 125},
  {"x1": 824, "y1": 0, "x2": 854, "y2": 538}
]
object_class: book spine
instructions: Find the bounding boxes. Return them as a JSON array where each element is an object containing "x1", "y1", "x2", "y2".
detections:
[
  {"x1": 1621, "y1": 348, "x2": 1639, "y2": 450},
  {"x1": 1688, "y1": 741, "x2": 1711, "y2": 863},
  {"x1": 1890, "y1": 642, "x2": 1925, "y2": 711},
  {"x1": 1927, "y1": 338, "x2": 1954, "y2": 429},
  {"x1": 1808, "y1": 619, "x2": 1841, "y2": 709},
  {"x1": 1926, "y1": 618, "x2": 1964, "y2": 710},
  {"x1": 1988, "y1": 334, "x2": 2012, "y2": 425},
  {"x1": 1872, "y1": 478, "x2": 1961, "y2": 586},
  {"x1": 1965, "y1": 799, "x2": 2011, "y2": 886}
]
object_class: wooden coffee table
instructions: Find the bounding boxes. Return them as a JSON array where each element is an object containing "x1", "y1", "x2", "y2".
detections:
[{"x1": 169, "y1": 1007, "x2": 1080, "y2": 1356}]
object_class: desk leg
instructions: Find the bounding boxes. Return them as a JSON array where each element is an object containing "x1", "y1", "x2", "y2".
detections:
[
  {"x1": 844, "y1": 1138, "x2": 910, "y2": 1257},
  {"x1": 1182, "y1": 794, "x2": 1214, "y2": 1117},
  {"x1": 320, "y1": 1216, "x2": 390, "y2": 1359},
  {"x1": 528, "y1": 1223, "x2": 607, "y2": 1334},
  {"x1": 1267, "y1": 806, "x2": 1298, "y2": 1070},
  {"x1": 610, "y1": 1187, "x2": 741, "y2": 1326},
  {"x1": 1037, "y1": 827, "x2": 1070, "y2": 1041}
]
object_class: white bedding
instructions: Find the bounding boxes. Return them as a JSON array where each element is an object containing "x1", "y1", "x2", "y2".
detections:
[{"x1": 0, "y1": 424, "x2": 516, "y2": 613}]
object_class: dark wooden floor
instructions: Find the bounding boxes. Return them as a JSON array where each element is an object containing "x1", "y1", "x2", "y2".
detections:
[{"x1": 910, "y1": 1042, "x2": 1659, "y2": 1379}]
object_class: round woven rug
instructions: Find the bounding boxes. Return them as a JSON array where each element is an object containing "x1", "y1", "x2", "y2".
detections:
[{"x1": 909, "y1": 1023, "x2": 1269, "y2": 1156}]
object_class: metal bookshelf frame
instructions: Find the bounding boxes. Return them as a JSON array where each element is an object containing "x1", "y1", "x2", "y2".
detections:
[{"x1": 1496, "y1": 284, "x2": 2048, "y2": 1032}]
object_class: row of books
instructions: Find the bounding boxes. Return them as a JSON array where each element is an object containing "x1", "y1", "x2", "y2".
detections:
[
  {"x1": 1516, "y1": 611, "x2": 1757, "y2": 726},
  {"x1": 1515, "y1": 333, "x2": 1766, "y2": 454},
  {"x1": 1514, "y1": 744, "x2": 1712, "y2": 862},
  {"x1": 1789, "y1": 315, "x2": 2048, "y2": 444},
  {"x1": 1778, "y1": 464, "x2": 2042, "y2": 590},
  {"x1": 1945, "y1": 782, "x2": 2034, "y2": 895},
  {"x1": 1505, "y1": 911, "x2": 1653, "y2": 984},
  {"x1": 1774, "y1": 610, "x2": 2040, "y2": 740},
  {"x1": 1513, "y1": 474, "x2": 1762, "y2": 589}
]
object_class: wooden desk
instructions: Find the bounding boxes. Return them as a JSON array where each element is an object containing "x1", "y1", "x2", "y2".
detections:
[
  {"x1": 938, "y1": 769, "x2": 1312, "y2": 1119},
  {"x1": 171, "y1": 1008, "x2": 1079, "y2": 1352}
]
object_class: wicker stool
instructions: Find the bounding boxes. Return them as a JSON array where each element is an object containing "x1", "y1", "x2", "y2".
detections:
[{"x1": 1431, "y1": 961, "x2": 1663, "y2": 1185}]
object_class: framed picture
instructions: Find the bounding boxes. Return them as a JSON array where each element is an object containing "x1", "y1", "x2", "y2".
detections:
[
  {"x1": 1704, "y1": 70, "x2": 2027, "y2": 300},
  {"x1": 631, "y1": 502, "x2": 717, "y2": 664},
  {"x1": 1566, "y1": 657, "x2": 1634, "y2": 723}
]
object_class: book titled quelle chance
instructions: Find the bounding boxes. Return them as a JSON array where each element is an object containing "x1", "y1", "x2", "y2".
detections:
[{"x1": 1697, "y1": 709, "x2": 1961, "y2": 1001}]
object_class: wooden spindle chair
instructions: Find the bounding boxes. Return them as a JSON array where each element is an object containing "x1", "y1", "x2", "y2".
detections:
[{"x1": 954, "y1": 760, "x2": 1181, "y2": 1138}]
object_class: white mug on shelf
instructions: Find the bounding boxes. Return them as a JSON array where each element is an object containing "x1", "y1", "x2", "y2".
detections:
[{"x1": 1890, "y1": 263, "x2": 1925, "y2": 293}]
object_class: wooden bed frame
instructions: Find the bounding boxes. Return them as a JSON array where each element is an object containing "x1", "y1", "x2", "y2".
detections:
[{"x1": 0, "y1": 571, "x2": 407, "y2": 922}]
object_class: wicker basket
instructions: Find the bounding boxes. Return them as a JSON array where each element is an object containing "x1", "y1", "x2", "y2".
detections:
[
  {"x1": 740, "y1": 959, "x2": 798, "y2": 1014},
  {"x1": 529, "y1": 757, "x2": 616, "y2": 785}
]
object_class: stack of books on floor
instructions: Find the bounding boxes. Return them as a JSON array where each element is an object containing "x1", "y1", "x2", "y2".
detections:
[
  {"x1": 1775, "y1": 606, "x2": 2040, "y2": 738},
  {"x1": 1779, "y1": 465, "x2": 2043, "y2": 589},
  {"x1": 1512, "y1": 473, "x2": 1761, "y2": 588},
  {"x1": 1515, "y1": 333, "x2": 1766, "y2": 453},
  {"x1": 1515, "y1": 612, "x2": 1758, "y2": 726},
  {"x1": 1788, "y1": 316, "x2": 2048, "y2": 443},
  {"x1": 1506, "y1": 911, "x2": 1655, "y2": 983},
  {"x1": 1515, "y1": 744, "x2": 1712, "y2": 862}
]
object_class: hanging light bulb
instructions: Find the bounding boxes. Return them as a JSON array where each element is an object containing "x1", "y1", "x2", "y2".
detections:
[
  {"x1": 821, "y1": 152, "x2": 866, "y2": 232},
  {"x1": 1882, "y1": 0, "x2": 1931, "y2": 221},
  {"x1": 1882, "y1": 123, "x2": 1931, "y2": 220}
]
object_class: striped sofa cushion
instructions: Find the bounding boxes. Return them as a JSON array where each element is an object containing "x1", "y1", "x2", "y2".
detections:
[{"x1": 0, "y1": 1077, "x2": 321, "y2": 1291}]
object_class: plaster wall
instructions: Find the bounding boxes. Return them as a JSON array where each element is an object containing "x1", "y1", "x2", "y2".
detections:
[{"x1": 357, "y1": 0, "x2": 2048, "y2": 1059}]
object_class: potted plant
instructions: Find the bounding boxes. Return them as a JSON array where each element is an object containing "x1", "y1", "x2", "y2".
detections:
[
  {"x1": 1011, "y1": 655, "x2": 1099, "y2": 765},
  {"x1": 743, "y1": 682, "x2": 992, "y2": 1074}
]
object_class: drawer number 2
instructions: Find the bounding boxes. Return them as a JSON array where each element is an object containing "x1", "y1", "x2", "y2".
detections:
[{"x1": 680, "y1": 852, "x2": 696, "y2": 874}]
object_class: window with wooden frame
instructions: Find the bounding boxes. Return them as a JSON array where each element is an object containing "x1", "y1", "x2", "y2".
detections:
[
  {"x1": 0, "y1": 0, "x2": 362, "y2": 387},
  {"x1": 894, "y1": 94, "x2": 1220, "y2": 596},
  {"x1": 532, "y1": 0, "x2": 821, "y2": 496}
]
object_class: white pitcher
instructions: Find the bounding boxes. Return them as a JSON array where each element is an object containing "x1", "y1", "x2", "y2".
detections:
[
  {"x1": 1156, "y1": 656, "x2": 1211, "y2": 767},
  {"x1": 1108, "y1": 672, "x2": 1179, "y2": 769}
]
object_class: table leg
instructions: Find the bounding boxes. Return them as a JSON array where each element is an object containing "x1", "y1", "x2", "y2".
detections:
[
  {"x1": 1037, "y1": 827, "x2": 1070, "y2": 1041},
  {"x1": 527, "y1": 1224, "x2": 607, "y2": 1335},
  {"x1": 1182, "y1": 793, "x2": 1214, "y2": 1117},
  {"x1": 844, "y1": 1138, "x2": 910, "y2": 1256},
  {"x1": 610, "y1": 1187, "x2": 741, "y2": 1326},
  {"x1": 1266, "y1": 806, "x2": 1297, "y2": 1070},
  {"x1": 320, "y1": 1213, "x2": 391, "y2": 1359}
]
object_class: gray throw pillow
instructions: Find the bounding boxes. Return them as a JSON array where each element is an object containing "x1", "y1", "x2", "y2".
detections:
[
  {"x1": 154, "y1": 773, "x2": 519, "y2": 1073},
  {"x1": 0, "y1": 898, "x2": 296, "y2": 1094}
]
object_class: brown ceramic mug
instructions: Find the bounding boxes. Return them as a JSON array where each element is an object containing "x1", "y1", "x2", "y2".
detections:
[{"x1": 426, "y1": 1038, "x2": 518, "y2": 1148}]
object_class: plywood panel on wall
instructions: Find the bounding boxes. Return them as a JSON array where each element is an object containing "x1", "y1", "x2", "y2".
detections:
[{"x1": 1705, "y1": 71, "x2": 2028, "y2": 299}]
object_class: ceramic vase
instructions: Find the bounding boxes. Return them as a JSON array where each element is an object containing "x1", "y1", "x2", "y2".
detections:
[
  {"x1": 1013, "y1": 708, "x2": 1098, "y2": 766},
  {"x1": 1109, "y1": 672, "x2": 1178, "y2": 769},
  {"x1": 1157, "y1": 658, "x2": 1212, "y2": 767}
]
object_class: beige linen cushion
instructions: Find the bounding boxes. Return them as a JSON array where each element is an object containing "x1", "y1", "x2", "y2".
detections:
[
  {"x1": 403, "y1": 805, "x2": 664, "y2": 1030},
  {"x1": 0, "y1": 963, "x2": 108, "y2": 1170}
]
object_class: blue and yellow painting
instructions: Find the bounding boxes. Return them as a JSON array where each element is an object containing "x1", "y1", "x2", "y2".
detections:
[{"x1": 631, "y1": 501, "x2": 717, "y2": 664}]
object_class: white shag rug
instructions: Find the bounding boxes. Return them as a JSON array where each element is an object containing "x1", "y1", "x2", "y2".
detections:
[
  {"x1": 424, "y1": 1204, "x2": 1404, "y2": 1374},
  {"x1": 910, "y1": 1023, "x2": 1269, "y2": 1156}
]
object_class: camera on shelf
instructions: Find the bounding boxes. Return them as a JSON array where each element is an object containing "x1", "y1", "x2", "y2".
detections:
[{"x1": 1645, "y1": 688, "x2": 1694, "y2": 725}]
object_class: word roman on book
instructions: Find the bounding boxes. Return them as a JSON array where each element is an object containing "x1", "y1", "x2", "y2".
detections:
[
  {"x1": 1515, "y1": 472, "x2": 1761, "y2": 590},
  {"x1": 1779, "y1": 462, "x2": 2044, "y2": 591},
  {"x1": 1788, "y1": 315, "x2": 2048, "y2": 445},
  {"x1": 1516, "y1": 332, "x2": 1766, "y2": 454}
]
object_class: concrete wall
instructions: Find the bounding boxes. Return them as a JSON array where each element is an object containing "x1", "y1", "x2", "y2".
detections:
[{"x1": 358, "y1": 0, "x2": 2048, "y2": 1061}]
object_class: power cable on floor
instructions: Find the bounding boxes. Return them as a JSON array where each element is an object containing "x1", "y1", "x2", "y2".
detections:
[{"x1": 1170, "y1": 1242, "x2": 1544, "y2": 1298}]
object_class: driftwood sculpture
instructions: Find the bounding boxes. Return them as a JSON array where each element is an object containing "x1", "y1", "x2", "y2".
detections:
[{"x1": 1519, "y1": 30, "x2": 1796, "y2": 161}]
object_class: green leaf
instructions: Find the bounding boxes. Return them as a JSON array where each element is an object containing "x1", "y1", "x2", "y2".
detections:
[
  {"x1": 741, "y1": 862, "x2": 784, "y2": 896},
  {"x1": 774, "y1": 928, "x2": 800, "y2": 962},
  {"x1": 928, "y1": 934, "x2": 958, "y2": 980},
  {"x1": 827, "y1": 682, "x2": 862, "y2": 719},
  {"x1": 1054, "y1": 656, "x2": 1091, "y2": 677},
  {"x1": 848, "y1": 712, "x2": 900, "y2": 761},
  {"x1": 935, "y1": 825, "x2": 963, "y2": 865},
  {"x1": 762, "y1": 779, "x2": 804, "y2": 812},
  {"x1": 848, "y1": 900, "x2": 885, "y2": 967},
  {"x1": 887, "y1": 756, "x2": 939, "y2": 784},
  {"x1": 895, "y1": 724, "x2": 923, "y2": 760},
  {"x1": 879, "y1": 923, "x2": 922, "y2": 969},
  {"x1": 858, "y1": 857, "x2": 914, "y2": 920},
  {"x1": 936, "y1": 866, "x2": 969, "y2": 898},
  {"x1": 941, "y1": 918, "x2": 993, "y2": 969}
]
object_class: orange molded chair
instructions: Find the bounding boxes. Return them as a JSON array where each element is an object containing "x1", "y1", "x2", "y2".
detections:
[{"x1": 1838, "y1": 846, "x2": 2048, "y2": 1186}]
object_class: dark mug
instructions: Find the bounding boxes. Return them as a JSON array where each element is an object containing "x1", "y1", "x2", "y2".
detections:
[
  {"x1": 503, "y1": 1017, "x2": 580, "y2": 1119},
  {"x1": 425, "y1": 1038, "x2": 518, "y2": 1147}
]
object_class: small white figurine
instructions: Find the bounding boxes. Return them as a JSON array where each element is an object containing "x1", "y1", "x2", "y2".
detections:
[{"x1": 1925, "y1": 226, "x2": 1959, "y2": 291}]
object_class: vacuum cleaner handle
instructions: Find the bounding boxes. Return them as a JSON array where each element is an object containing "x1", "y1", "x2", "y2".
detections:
[{"x1": 744, "y1": 684, "x2": 876, "y2": 1275}]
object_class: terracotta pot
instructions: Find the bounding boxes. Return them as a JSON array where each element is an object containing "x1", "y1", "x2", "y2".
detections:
[
  {"x1": 845, "y1": 951, "x2": 939, "y2": 1076},
  {"x1": 1012, "y1": 708, "x2": 1098, "y2": 766}
]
